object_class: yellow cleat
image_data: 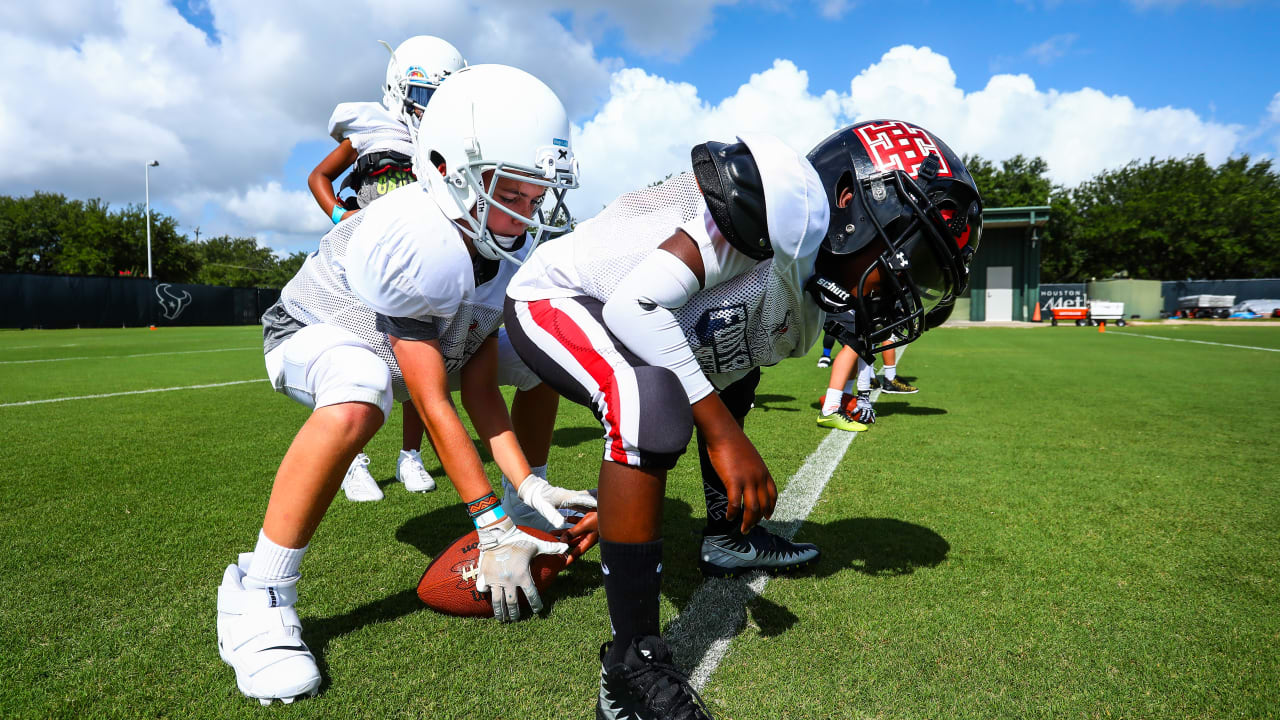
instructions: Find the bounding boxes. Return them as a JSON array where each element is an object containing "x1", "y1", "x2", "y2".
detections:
[{"x1": 816, "y1": 410, "x2": 868, "y2": 432}]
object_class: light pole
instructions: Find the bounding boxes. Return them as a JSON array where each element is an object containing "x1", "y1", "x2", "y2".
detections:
[{"x1": 145, "y1": 160, "x2": 159, "y2": 278}]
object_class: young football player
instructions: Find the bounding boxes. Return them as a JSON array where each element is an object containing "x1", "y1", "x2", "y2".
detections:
[
  {"x1": 506, "y1": 121, "x2": 982, "y2": 719},
  {"x1": 307, "y1": 36, "x2": 466, "y2": 501},
  {"x1": 216, "y1": 65, "x2": 594, "y2": 706}
]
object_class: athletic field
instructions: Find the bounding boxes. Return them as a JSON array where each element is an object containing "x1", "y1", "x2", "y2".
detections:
[{"x1": 1, "y1": 323, "x2": 1277, "y2": 719}]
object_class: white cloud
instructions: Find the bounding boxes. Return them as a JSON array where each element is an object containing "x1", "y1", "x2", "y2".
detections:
[
  {"x1": 572, "y1": 60, "x2": 843, "y2": 212},
  {"x1": 1026, "y1": 33, "x2": 1077, "y2": 65},
  {"x1": 0, "y1": 0, "x2": 614, "y2": 240},
  {"x1": 1, "y1": 4, "x2": 1266, "y2": 249},
  {"x1": 222, "y1": 182, "x2": 332, "y2": 235},
  {"x1": 817, "y1": 0, "x2": 854, "y2": 20}
]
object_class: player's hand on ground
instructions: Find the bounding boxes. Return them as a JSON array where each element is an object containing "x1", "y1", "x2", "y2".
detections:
[
  {"x1": 475, "y1": 517, "x2": 569, "y2": 622},
  {"x1": 557, "y1": 511, "x2": 599, "y2": 565},
  {"x1": 516, "y1": 475, "x2": 598, "y2": 530},
  {"x1": 707, "y1": 430, "x2": 777, "y2": 533}
]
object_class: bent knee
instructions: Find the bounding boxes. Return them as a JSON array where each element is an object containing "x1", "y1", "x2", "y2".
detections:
[{"x1": 628, "y1": 365, "x2": 693, "y2": 465}]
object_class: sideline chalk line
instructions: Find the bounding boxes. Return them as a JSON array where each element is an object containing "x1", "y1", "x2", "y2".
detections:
[
  {"x1": 0, "y1": 347, "x2": 259, "y2": 365},
  {"x1": 0, "y1": 379, "x2": 268, "y2": 407},
  {"x1": 1108, "y1": 331, "x2": 1279, "y2": 353},
  {"x1": 666, "y1": 388, "x2": 878, "y2": 691}
]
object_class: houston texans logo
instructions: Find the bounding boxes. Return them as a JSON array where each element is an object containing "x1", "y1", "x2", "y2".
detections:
[{"x1": 155, "y1": 283, "x2": 192, "y2": 320}]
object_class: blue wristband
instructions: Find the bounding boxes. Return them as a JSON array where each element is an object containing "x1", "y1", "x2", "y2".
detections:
[{"x1": 330, "y1": 205, "x2": 346, "y2": 224}]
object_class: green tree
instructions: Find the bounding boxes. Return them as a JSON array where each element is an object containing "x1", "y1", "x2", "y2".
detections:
[{"x1": 194, "y1": 235, "x2": 283, "y2": 287}]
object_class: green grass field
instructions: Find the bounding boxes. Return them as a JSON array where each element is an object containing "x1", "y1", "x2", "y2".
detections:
[{"x1": 1, "y1": 323, "x2": 1277, "y2": 719}]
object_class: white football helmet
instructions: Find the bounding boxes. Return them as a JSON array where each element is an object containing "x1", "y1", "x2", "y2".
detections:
[
  {"x1": 380, "y1": 36, "x2": 467, "y2": 123},
  {"x1": 411, "y1": 64, "x2": 579, "y2": 263}
]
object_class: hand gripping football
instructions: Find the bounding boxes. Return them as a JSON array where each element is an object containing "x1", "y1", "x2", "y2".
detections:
[{"x1": 416, "y1": 525, "x2": 568, "y2": 617}]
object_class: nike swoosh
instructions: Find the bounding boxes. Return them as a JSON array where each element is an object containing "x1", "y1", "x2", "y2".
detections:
[
  {"x1": 601, "y1": 563, "x2": 610, "y2": 576},
  {"x1": 708, "y1": 539, "x2": 757, "y2": 561}
]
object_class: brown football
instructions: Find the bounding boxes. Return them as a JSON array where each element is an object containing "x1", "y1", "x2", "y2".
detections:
[{"x1": 416, "y1": 525, "x2": 568, "y2": 618}]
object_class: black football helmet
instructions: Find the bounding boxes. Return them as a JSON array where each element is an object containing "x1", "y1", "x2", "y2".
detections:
[{"x1": 804, "y1": 120, "x2": 982, "y2": 359}]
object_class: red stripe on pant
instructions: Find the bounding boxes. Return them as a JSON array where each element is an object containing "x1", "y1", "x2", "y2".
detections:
[{"x1": 526, "y1": 299, "x2": 630, "y2": 464}]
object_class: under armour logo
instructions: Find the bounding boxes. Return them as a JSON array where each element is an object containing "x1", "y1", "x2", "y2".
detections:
[{"x1": 895, "y1": 252, "x2": 909, "y2": 267}]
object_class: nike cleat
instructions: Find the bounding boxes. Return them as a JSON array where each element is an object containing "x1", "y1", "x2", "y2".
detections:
[
  {"x1": 699, "y1": 525, "x2": 820, "y2": 578},
  {"x1": 217, "y1": 560, "x2": 321, "y2": 705},
  {"x1": 816, "y1": 408, "x2": 867, "y2": 432},
  {"x1": 881, "y1": 377, "x2": 918, "y2": 394},
  {"x1": 598, "y1": 635, "x2": 713, "y2": 720}
]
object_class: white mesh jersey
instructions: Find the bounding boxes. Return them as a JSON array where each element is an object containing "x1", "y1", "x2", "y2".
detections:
[
  {"x1": 508, "y1": 173, "x2": 824, "y2": 388},
  {"x1": 328, "y1": 102, "x2": 413, "y2": 158},
  {"x1": 278, "y1": 184, "x2": 524, "y2": 401}
]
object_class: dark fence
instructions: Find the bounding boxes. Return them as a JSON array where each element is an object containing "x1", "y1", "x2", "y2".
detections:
[
  {"x1": 1160, "y1": 278, "x2": 1280, "y2": 313},
  {"x1": 0, "y1": 273, "x2": 280, "y2": 329}
]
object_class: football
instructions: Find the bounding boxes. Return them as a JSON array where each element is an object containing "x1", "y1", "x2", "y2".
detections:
[{"x1": 416, "y1": 525, "x2": 569, "y2": 618}]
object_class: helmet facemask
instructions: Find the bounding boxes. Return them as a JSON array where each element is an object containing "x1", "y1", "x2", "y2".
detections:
[
  {"x1": 809, "y1": 158, "x2": 982, "y2": 360},
  {"x1": 418, "y1": 131, "x2": 578, "y2": 264}
]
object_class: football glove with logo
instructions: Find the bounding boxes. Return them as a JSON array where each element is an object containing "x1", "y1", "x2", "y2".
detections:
[{"x1": 476, "y1": 517, "x2": 568, "y2": 622}]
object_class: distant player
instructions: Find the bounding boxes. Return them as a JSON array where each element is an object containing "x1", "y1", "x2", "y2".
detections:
[
  {"x1": 216, "y1": 65, "x2": 594, "y2": 706},
  {"x1": 306, "y1": 36, "x2": 466, "y2": 501},
  {"x1": 505, "y1": 121, "x2": 982, "y2": 719}
]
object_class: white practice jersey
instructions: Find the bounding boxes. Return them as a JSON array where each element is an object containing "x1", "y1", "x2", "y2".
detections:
[
  {"x1": 328, "y1": 102, "x2": 413, "y2": 158},
  {"x1": 508, "y1": 173, "x2": 824, "y2": 388},
  {"x1": 278, "y1": 183, "x2": 525, "y2": 401}
]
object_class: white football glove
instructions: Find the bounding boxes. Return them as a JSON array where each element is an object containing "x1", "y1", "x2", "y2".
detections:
[
  {"x1": 851, "y1": 391, "x2": 876, "y2": 425},
  {"x1": 475, "y1": 517, "x2": 568, "y2": 622},
  {"x1": 515, "y1": 475, "x2": 598, "y2": 531}
]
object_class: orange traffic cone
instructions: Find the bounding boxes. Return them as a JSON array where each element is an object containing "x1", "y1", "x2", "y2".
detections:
[
  {"x1": 1098, "y1": 320, "x2": 1106, "y2": 333},
  {"x1": 1032, "y1": 302, "x2": 1042, "y2": 322}
]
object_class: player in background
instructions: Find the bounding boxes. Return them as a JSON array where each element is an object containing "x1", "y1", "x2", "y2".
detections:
[
  {"x1": 505, "y1": 121, "x2": 982, "y2": 719},
  {"x1": 306, "y1": 36, "x2": 465, "y2": 501},
  {"x1": 817, "y1": 296, "x2": 960, "y2": 431},
  {"x1": 216, "y1": 65, "x2": 595, "y2": 706}
]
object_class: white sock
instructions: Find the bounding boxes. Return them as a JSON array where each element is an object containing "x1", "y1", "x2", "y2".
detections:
[
  {"x1": 822, "y1": 388, "x2": 844, "y2": 415},
  {"x1": 856, "y1": 360, "x2": 874, "y2": 392},
  {"x1": 884, "y1": 364, "x2": 897, "y2": 381},
  {"x1": 246, "y1": 529, "x2": 307, "y2": 584}
]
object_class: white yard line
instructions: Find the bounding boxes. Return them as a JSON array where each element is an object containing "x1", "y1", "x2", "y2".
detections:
[
  {"x1": 0, "y1": 347, "x2": 259, "y2": 365},
  {"x1": 1108, "y1": 331, "x2": 1280, "y2": 353},
  {"x1": 666, "y1": 389, "x2": 878, "y2": 691},
  {"x1": 0, "y1": 379, "x2": 268, "y2": 407}
]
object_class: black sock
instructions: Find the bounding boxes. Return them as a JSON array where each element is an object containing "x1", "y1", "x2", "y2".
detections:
[
  {"x1": 697, "y1": 428, "x2": 735, "y2": 535},
  {"x1": 600, "y1": 538, "x2": 663, "y2": 666}
]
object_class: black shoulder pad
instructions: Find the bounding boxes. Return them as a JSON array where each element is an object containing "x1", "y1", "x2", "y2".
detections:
[{"x1": 690, "y1": 141, "x2": 772, "y2": 260}]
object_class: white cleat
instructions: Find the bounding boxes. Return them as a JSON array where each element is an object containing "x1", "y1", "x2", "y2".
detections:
[
  {"x1": 396, "y1": 449, "x2": 436, "y2": 493},
  {"x1": 217, "y1": 562, "x2": 321, "y2": 705},
  {"x1": 341, "y1": 453, "x2": 383, "y2": 502}
]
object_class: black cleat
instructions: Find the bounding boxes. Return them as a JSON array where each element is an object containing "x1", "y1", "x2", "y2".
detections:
[
  {"x1": 598, "y1": 636, "x2": 713, "y2": 720},
  {"x1": 698, "y1": 525, "x2": 820, "y2": 578}
]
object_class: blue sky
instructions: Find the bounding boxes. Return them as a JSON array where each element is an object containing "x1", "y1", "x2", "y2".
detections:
[{"x1": 2, "y1": 0, "x2": 1277, "y2": 254}]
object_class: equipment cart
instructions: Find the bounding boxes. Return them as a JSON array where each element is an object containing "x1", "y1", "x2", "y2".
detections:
[
  {"x1": 1175, "y1": 295, "x2": 1235, "y2": 319},
  {"x1": 1049, "y1": 301, "x2": 1127, "y2": 326},
  {"x1": 1087, "y1": 300, "x2": 1126, "y2": 326}
]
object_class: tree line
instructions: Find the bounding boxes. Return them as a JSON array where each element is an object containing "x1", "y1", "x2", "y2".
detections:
[
  {"x1": 965, "y1": 153, "x2": 1280, "y2": 282},
  {"x1": 2, "y1": 152, "x2": 1278, "y2": 286},
  {"x1": 0, "y1": 192, "x2": 307, "y2": 288}
]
